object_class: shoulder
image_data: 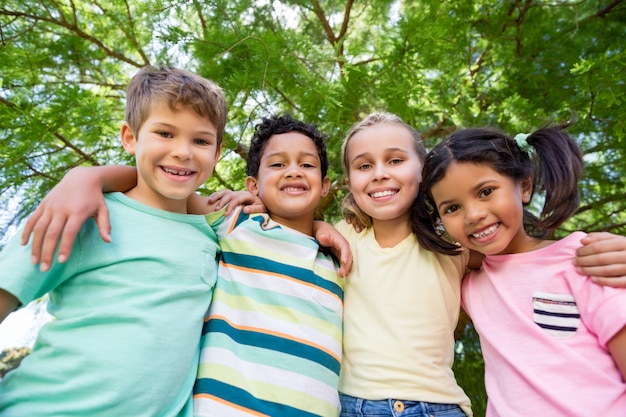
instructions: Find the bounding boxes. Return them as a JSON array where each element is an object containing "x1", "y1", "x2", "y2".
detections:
[{"x1": 335, "y1": 220, "x2": 368, "y2": 243}]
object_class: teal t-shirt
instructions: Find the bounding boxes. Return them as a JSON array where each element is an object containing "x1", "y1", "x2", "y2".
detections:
[{"x1": 0, "y1": 192, "x2": 219, "y2": 417}]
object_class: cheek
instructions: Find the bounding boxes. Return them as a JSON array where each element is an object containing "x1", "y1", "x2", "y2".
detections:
[
  {"x1": 441, "y1": 218, "x2": 464, "y2": 241},
  {"x1": 347, "y1": 171, "x2": 366, "y2": 192}
]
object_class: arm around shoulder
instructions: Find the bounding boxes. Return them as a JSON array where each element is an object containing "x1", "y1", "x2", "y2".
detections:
[
  {"x1": 21, "y1": 165, "x2": 138, "y2": 272},
  {"x1": 575, "y1": 232, "x2": 626, "y2": 288},
  {"x1": 314, "y1": 221, "x2": 353, "y2": 278}
]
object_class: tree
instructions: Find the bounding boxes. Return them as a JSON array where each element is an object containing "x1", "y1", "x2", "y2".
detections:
[
  {"x1": 1, "y1": 0, "x2": 624, "y2": 234},
  {"x1": 1, "y1": 0, "x2": 625, "y2": 413}
]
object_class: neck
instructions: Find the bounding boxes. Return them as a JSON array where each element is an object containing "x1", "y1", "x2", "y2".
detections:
[
  {"x1": 371, "y1": 218, "x2": 412, "y2": 248},
  {"x1": 124, "y1": 188, "x2": 188, "y2": 214},
  {"x1": 269, "y1": 213, "x2": 314, "y2": 236}
]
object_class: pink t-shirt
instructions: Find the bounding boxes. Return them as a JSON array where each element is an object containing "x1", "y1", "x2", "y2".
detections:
[{"x1": 462, "y1": 232, "x2": 626, "y2": 416}]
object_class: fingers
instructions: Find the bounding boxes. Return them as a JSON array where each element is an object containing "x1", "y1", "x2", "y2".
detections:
[
  {"x1": 207, "y1": 189, "x2": 228, "y2": 203},
  {"x1": 577, "y1": 232, "x2": 626, "y2": 257},
  {"x1": 338, "y1": 252, "x2": 353, "y2": 278},
  {"x1": 37, "y1": 213, "x2": 75, "y2": 272},
  {"x1": 575, "y1": 231, "x2": 626, "y2": 272},
  {"x1": 24, "y1": 209, "x2": 54, "y2": 266},
  {"x1": 95, "y1": 205, "x2": 112, "y2": 244},
  {"x1": 223, "y1": 202, "x2": 235, "y2": 216},
  {"x1": 589, "y1": 275, "x2": 626, "y2": 288},
  {"x1": 215, "y1": 194, "x2": 234, "y2": 212},
  {"x1": 576, "y1": 262, "x2": 626, "y2": 279},
  {"x1": 317, "y1": 232, "x2": 353, "y2": 278},
  {"x1": 575, "y1": 232, "x2": 626, "y2": 286},
  {"x1": 242, "y1": 203, "x2": 267, "y2": 215},
  {"x1": 21, "y1": 205, "x2": 44, "y2": 246}
]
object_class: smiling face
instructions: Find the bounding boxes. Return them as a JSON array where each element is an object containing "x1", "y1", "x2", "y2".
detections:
[
  {"x1": 121, "y1": 101, "x2": 221, "y2": 213},
  {"x1": 246, "y1": 132, "x2": 330, "y2": 235},
  {"x1": 430, "y1": 161, "x2": 537, "y2": 255},
  {"x1": 345, "y1": 123, "x2": 422, "y2": 229}
]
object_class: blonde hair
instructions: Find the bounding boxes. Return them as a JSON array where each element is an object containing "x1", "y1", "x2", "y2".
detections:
[
  {"x1": 341, "y1": 112, "x2": 426, "y2": 228},
  {"x1": 125, "y1": 65, "x2": 227, "y2": 145}
]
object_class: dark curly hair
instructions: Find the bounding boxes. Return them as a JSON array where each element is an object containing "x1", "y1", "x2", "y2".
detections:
[{"x1": 246, "y1": 113, "x2": 328, "y2": 179}]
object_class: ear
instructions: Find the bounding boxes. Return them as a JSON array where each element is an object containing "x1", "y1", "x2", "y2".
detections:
[
  {"x1": 520, "y1": 177, "x2": 533, "y2": 203},
  {"x1": 120, "y1": 123, "x2": 137, "y2": 155},
  {"x1": 345, "y1": 176, "x2": 351, "y2": 191},
  {"x1": 245, "y1": 176, "x2": 259, "y2": 195},
  {"x1": 215, "y1": 144, "x2": 222, "y2": 161},
  {"x1": 320, "y1": 176, "x2": 331, "y2": 198}
]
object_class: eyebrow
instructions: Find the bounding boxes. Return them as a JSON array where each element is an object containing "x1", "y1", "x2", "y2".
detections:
[
  {"x1": 436, "y1": 179, "x2": 496, "y2": 211},
  {"x1": 436, "y1": 198, "x2": 454, "y2": 211},
  {"x1": 264, "y1": 150, "x2": 319, "y2": 159},
  {"x1": 350, "y1": 147, "x2": 409, "y2": 164},
  {"x1": 153, "y1": 122, "x2": 217, "y2": 137}
]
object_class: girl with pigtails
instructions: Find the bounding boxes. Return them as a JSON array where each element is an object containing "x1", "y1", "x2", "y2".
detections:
[{"x1": 416, "y1": 124, "x2": 626, "y2": 416}]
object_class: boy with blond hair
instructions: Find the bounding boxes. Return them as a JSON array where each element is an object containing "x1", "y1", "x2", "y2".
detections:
[{"x1": 0, "y1": 65, "x2": 226, "y2": 417}]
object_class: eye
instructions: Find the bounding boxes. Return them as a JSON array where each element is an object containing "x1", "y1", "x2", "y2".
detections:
[
  {"x1": 194, "y1": 138, "x2": 212, "y2": 146},
  {"x1": 301, "y1": 162, "x2": 316, "y2": 168},
  {"x1": 269, "y1": 162, "x2": 285, "y2": 168},
  {"x1": 389, "y1": 158, "x2": 403, "y2": 165},
  {"x1": 357, "y1": 163, "x2": 372, "y2": 170},
  {"x1": 443, "y1": 204, "x2": 459, "y2": 215},
  {"x1": 479, "y1": 187, "x2": 494, "y2": 198},
  {"x1": 157, "y1": 131, "x2": 173, "y2": 138}
]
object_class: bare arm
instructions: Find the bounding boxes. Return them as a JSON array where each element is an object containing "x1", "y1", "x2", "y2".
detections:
[
  {"x1": 0, "y1": 289, "x2": 19, "y2": 324},
  {"x1": 575, "y1": 232, "x2": 626, "y2": 288},
  {"x1": 313, "y1": 221, "x2": 353, "y2": 278},
  {"x1": 21, "y1": 165, "x2": 137, "y2": 272},
  {"x1": 202, "y1": 190, "x2": 265, "y2": 216},
  {"x1": 607, "y1": 325, "x2": 626, "y2": 381}
]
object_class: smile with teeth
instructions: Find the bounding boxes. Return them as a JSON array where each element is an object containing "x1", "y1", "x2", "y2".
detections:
[
  {"x1": 471, "y1": 223, "x2": 499, "y2": 239},
  {"x1": 370, "y1": 190, "x2": 397, "y2": 198},
  {"x1": 283, "y1": 186, "x2": 307, "y2": 192},
  {"x1": 162, "y1": 167, "x2": 193, "y2": 176}
]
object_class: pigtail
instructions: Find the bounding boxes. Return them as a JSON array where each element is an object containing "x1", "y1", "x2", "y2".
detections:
[{"x1": 525, "y1": 123, "x2": 584, "y2": 232}]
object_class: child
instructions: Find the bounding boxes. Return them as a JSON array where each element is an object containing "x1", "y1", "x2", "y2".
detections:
[
  {"x1": 415, "y1": 125, "x2": 626, "y2": 416},
  {"x1": 192, "y1": 114, "x2": 343, "y2": 416},
  {"x1": 336, "y1": 112, "x2": 473, "y2": 416},
  {"x1": 0, "y1": 65, "x2": 227, "y2": 416},
  {"x1": 18, "y1": 114, "x2": 345, "y2": 416}
]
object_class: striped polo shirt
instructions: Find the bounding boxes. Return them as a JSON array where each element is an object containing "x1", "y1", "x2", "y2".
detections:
[{"x1": 194, "y1": 206, "x2": 343, "y2": 417}]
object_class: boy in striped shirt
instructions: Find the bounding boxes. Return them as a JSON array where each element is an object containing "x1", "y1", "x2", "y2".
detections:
[{"x1": 193, "y1": 113, "x2": 343, "y2": 417}]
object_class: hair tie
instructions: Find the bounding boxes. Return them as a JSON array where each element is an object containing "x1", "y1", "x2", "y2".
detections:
[{"x1": 514, "y1": 133, "x2": 531, "y2": 151}]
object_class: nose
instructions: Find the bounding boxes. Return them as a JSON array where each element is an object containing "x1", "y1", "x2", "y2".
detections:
[
  {"x1": 285, "y1": 163, "x2": 302, "y2": 178},
  {"x1": 465, "y1": 202, "x2": 487, "y2": 225},
  {"x1": 372, "y1": 163, "x2": 389, "y2": 180},
  {"x1": 172, "y1": 139, "x2": 192, "y2": 160}
]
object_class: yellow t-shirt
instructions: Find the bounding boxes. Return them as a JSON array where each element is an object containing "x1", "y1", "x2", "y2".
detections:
[{"x1": 337, "y1": 221, "x2": 472, "y2": 416}]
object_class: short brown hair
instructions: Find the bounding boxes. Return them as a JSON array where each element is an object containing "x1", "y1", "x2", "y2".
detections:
[{"x1": 125, "y1": 65, "x2": 227, "y2": 145}]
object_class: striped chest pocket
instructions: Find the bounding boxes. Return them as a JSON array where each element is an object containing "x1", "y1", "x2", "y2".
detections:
[{"x1": 532, "y1": 292, "x2": 580, "y2": 339}]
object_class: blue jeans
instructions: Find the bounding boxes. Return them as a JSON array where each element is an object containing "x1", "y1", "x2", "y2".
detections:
[{"x1": 339, "y1": 393, "x2": 466, "y2": 417}]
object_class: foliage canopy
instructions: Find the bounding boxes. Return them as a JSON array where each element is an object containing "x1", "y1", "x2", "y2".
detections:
[{"x1": 1, "y1": 0, "x2": 625, "y2": 239}]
